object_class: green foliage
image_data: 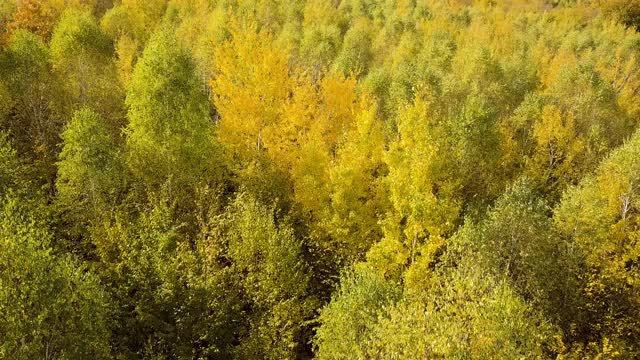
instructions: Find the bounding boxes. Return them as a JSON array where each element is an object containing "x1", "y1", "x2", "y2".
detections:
[
  {"x1": 0, "y1": 194, "x2": 111, "y2": 359},
  {"x1": 50, "y1": 7, "x2": 124, "y2": 129},
  {"x1": 554, "y1": 130, "x2": 640, "y2": 356},
  {"x1": 0, "y1": 80, "x2": 12, "y2": 125},
  {"x1": 91, "y1": 193, "x2": 240, "y2": 358},
  {"x1": 0, "y1": 132, "x2": 19, "y2": 193},
  {"x1": 0, "y1": 30, "x2": 61, "y2": 185},
  {"x1": 313, "y1": 267, "x2": 402, "y2": 360},
  {"x1": 369, "y1": 271, "x2": 559, "y2": 359},
  {"x1": 299, "y1": 0, "x2": 346, "y2": 69},
  {"x1": 101, "y1": 0, "x2": 167, "y2": 44},
  {"x1": 56, "y1": 108, "x2": 123, "y2": 246},
  {"x1": 215, "y1": 194, "x2": 317, "y2": 359},
  {"x1": 332, "y1": 18, "x2": 373, "y2": 75},
  {"x1": 316, "y1": 249, "x2": 559, "y2": 359},
  {"x1": 57, "y1": 108, "x2": 122, "y2": 209},
  {"x1": 125, "y1": 27, "x2": 220, "y2": 195},
  {"x1": 454, "y1": 179, "x2": 582, "y2": 333},
  {"x1": 50, "y1": 8, "x2": 113, "y2": 66}
]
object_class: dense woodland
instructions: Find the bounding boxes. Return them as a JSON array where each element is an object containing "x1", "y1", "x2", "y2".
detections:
[{"x1": 1, "y1": 0, "x2": 640, "y2": 358}]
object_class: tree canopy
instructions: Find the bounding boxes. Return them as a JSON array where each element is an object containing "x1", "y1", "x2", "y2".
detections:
[{"x1": 2, "y1": 0, "x2": 640, "y2": 358}]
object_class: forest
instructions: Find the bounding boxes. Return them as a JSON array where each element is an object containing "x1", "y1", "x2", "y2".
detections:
[{"x1": 1, "y1": 0, "x2": 640, "y2": 358}]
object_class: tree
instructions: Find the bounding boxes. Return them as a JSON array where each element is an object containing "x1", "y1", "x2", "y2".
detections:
[
  {"x1": 211, "y1": 22, "x2": 359, "y2": 212},
  {"x1": 125, "y1": 27, "x2": 220, "y2": 197},
  {"x1": 0, "y1": 194, "x2": 111, "y2": 360},
  {"x1": 4, "y1": 0, "x2": 60, "y2": 41},
  {"x1": 554, "y1": 129, "x2": 640, "y2": 357},
  {"x1": 332, "y1": 17, "x2": 373, "y2": 75},
  {"x1": 0, "y1": 132, "x2": 19, "y2": 193},
  {"x1": 368, "y1": 269, "x2": 559, "y2": 359},
  {"x1": 215, "y1": 194, "x2": 317, "y2": 359},
  {"x1": 381, "y1": 94, "x2": 462, "y2": 272},
  {"x1": 313, "y1": 266, "x2": 401, "y2": 360},
  {"x1": 49, "y1": 7, "x2": 124, "y2": 132},
  {"x1": 599, "y1": 0, "x2": 640, "y2": 30},
  {"x1": 299, "y1": 0, "x2": 346, "y2": 71},
  {"x1": 315, "y1": 243, "x2": 559, "y2": 359},
  {"x1": 318, "y1": 95, "x2": 388, "y2": 267},
  {"x1": 0, "y1": 29, "x2": 62, "y2": 187},
  {"x1": 100, "y1": 0, "x2": 167, "y2": 45},
  {"x1": 91, "y1": 192, "x2": 241, "y2": 358},
  {"x1": 0, "y1": 1, "x2": 16, "y2": 42},
  {"x1": 56, "y1": 108, "x2": 123, "y2": 247},
  {"x1": 503, "y1": 46, "x2": 634, "y2": 200},
  {"x1": 454, "y1": 179, "x2": 582, "y2": 335},
  {"x1": 210, "y1": 21, "x2": 295, "y2": 176},
  {"x1": 0, "y1": 82, "x2": 11, "y2": 125}
]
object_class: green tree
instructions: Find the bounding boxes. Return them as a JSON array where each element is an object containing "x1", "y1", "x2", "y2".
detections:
[
  {"x1": 454, "y1": 179, "x2": 582, "y2": 335},
  {"x1": 0, "y1": 194, "x2": 111, "y2": 359},
  {"x1": 100, "y1": 0, "x2": 167, "y2": 45},
  {"x1": 91, "y1": 192, "x2": 240, "y2": 358},
  {"x1": 368, "y1": 270, "x2": 559, "y2": 359},
  {"x1": 554, "y1": 129, "x2": 640, "y2": 357},
  {"x1": 215, "y1": 194, "x2": 317, "y2": 359},
  {"x1": 125, "y1": 27, "x2": 220, "y2": 197},
  {"x1": 313, "y1": 266, "x2": 401, "y2": 360},
  {"x1": 0, "y1": 30, "x2": 61, "y2": 187},
  {"x1": 332, "y1": 17, "x2": 373, "y2": 75},
  {"x1": 300, "y1": 0, "x2": 346, "y2": 70},
  {"x1": 49, "y1": 7, "x2": 124, "y2": 133},
  {"x1": 56, "y1": 108, "x2": 123, "y2": 249},
  {"x1": 0, "y1": 132, "x2": 19, "y2": 193}
]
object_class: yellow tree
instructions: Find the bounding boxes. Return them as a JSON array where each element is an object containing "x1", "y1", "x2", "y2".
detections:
[
  {"x1": 211, "y1": 22, "x2": 358, "y2": 208},
  {"x1": 212, "y1": 22, "x2": 387, "y2": 272},
  {"x1": 318, "y1": 95, "x2": 389, "y2": 267},
  {"x1": 211, "y1": 21, "x2": 290, "y2": 159},
  {"x1": 210, "y1": 21, "x2": 297, "y2": 204},
  {"x1": 372, "y1": 94, "x2": 462, "y2": 278}
]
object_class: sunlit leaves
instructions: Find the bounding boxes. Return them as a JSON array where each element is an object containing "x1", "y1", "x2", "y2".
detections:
[{"x1": 125, "y1": 27, "x2": 220, "y2": 195}]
